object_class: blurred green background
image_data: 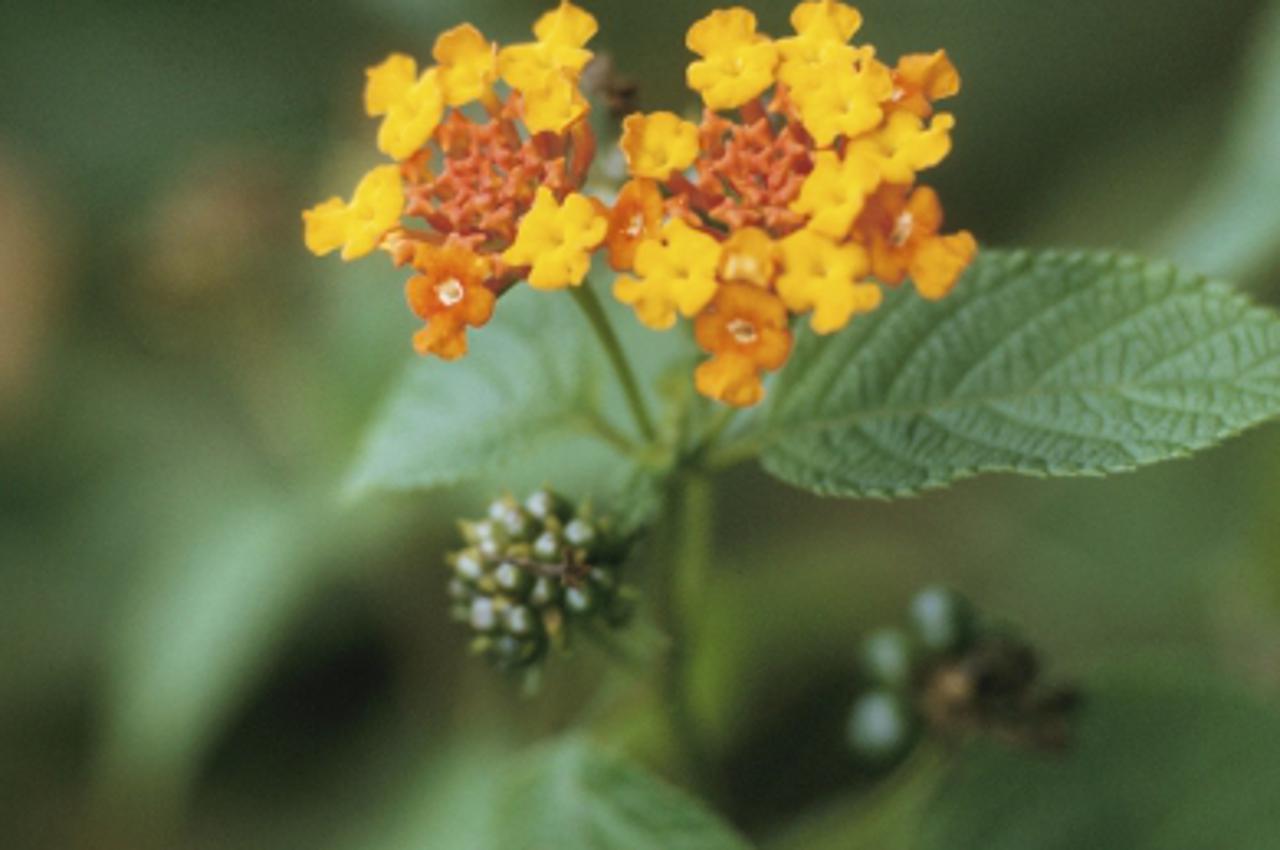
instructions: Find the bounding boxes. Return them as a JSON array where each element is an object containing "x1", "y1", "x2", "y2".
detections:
[{"x1": 4, "y1": 1, "x2": 1280, "y2": 848}]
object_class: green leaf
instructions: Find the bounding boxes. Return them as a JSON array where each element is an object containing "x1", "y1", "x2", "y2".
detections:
[
  {"x1": 918, "y1": 661, "x2": 1280, "y2": 850},
  {"x1": 360, "y1": 736, "x2": 753, "y2": 850},
  {"x1": 500, "y1": 738, "x2": 752, "y2": 850},
  {"x1": 90, "y1": 479, "x2": 412, "y2": 826},
  {"x1": 753, "y1": 250, "x2": 1280, "y2": 499},
  {"x1": 93, "y1": 486, "x2": 324, "y2": 816},
  {"x1": 345, "y1": 283, "x2": 665, "y2": 511},
  {"x1": 1157, "y1": 1, "x2": 1280, "y2": 282}
]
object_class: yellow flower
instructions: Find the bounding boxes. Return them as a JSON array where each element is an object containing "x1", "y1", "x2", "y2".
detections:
[
  {"x1": 501, "y1": 188, "x2": 607, "y2": 290},
  {"x1": 790, "y1": 0, "x2": 863, "y2": 42},
  {"x1": 520, "y1": 72, "x2": 590, "y2": 134},
  {"x1": 534, "y1": 0, "x2": 599, "y2": 50},
  {"x1": 790, "y1": 49, "x2": 893, "y2": 146},
  {"x1": 613, "y1": 219, "x2": 721, "y2": 330},
  {"x1": 376, "y1": 68, "x2": 445, "y2": 161},
  {"x1": 717, "y1": 227, "x2": 776, "y2": 288},
  {"x1": 498, "y1": 2, "x2": 597, "y2": 133},
  {"x1": 364, "y1": 53, "x2": 418, "y2": 116},
  {"x1": 686, "y1": 8, "x2": 779, "y2": 111},
  {"x1": 303, "y1": 165, "x2": 404, "y2": 261},
  {"x1": 777, "y1": 228, "x2": 882, "y2": 334},
  {"x1": 302, "y1": 199, "x2": 349, "y2": 257},
  {"x1": 433, "y1": 23, "x2": 497, "y2": 107},
  {"x1": 620, "y1": 112, "x2": 700, "y2": 181},
  {"x1": 776, "y1": 0, "x2": 862, "y2": 89},
  {"x1": 498, "y1": 1, "x2": 597, "y2": 93},
  {"x1": 790, "y1": 148, "x2": 881, "y2": 239},
  {"x1": 850, "y1": 110, "x2": 955, "y2": 184}
]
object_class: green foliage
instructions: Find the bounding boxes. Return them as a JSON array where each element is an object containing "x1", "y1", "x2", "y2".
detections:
[
  {"x1": 92, "y1": 484, "x2": 407, "y2": 813},
  {"x1": 752, "y1": 250, "x2": 1280, "y2": 498},
  {"x1": 7, "y1": 1, "x2": 1280, "y2": 848},
  {"x1": 504, "y1": 738, "x2": 753, "y2": 850},
  {"x1": 347, "y1": 287, "x2": 611, "y2": 493},
  {"x1": 919, "y1": 663, "x2": 1280, "y2": 850},
  {"x1": 346, "y1": 284, "x2": 672, "y2": 515},
  {"x1": 365, "y1": 737, "x2": 753, "y2": 850},
  {"x1": 1158, "y1": 2, "x2": 1280, "y2": 282},
  {"x1": 93, "y1": 487, "x2": 325, "y2": 813}
]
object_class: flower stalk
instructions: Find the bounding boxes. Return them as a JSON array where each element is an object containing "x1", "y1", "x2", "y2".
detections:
[
  {"x1": 571, "y1": 282, "x2": 658, "y2": 443},
  {"x1": 653, "y1": 470, "x2": 717, "y2": 781}
]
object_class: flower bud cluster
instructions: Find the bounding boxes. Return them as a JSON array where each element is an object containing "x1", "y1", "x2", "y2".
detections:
[
  {"x1": 446, "y1": 489, "x2": 632, "y2": 670},
  {"x1": 847, "y1": 586, "x2": 1080, "y2": 764}
]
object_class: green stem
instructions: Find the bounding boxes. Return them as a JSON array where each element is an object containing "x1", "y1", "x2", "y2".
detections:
[
  {"x1": 762, "y1": 743, "x2": 950, "y2": 850},
  {"x1": 656, "y1": 471, "x2": 716, "y2": 782},
  {"x1": 687, "y1": 405, "x2": 739, "y2": 466},
  {"x1": 704, "y1": 436, "x2": 765, "y2": 471},
  {"x1": 572, "y1": 284, "x2": 658, "y2": 443}
]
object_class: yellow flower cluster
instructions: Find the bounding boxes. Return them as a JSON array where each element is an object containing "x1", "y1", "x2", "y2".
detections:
[
  {"x1": 300, "y1": 0, "x2": 977, "y2": 408},
  {"x1": 608, "y1": 0, "x2": 977, "y2": 406},
  {"x1": 301, "y1": 2, "x2": 607, "y2": 359}
]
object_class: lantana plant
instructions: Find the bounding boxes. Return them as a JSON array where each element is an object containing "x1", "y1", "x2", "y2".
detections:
[{"x1": 303, "y1": 0, "x2": 1280, "y2": 841}]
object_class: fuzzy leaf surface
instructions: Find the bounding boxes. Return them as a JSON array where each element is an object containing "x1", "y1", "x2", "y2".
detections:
[
  {"x1": 346, "y1": 284, "x2": 672, "y2": 518},
  {"x1": 758, "y1": 250, "x2": 1280, "y2": 498}
]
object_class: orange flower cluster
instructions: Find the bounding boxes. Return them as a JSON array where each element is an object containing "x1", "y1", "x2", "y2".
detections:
[
  {"x1": 608, "y1": 1, "x2": 977, "y2": 406},
  {"x1": 303, "y1": 2, "x2": 607, "y2": 359},
  {"x1": 302, "y1": 0, "x2": 977, "y2": 410}
]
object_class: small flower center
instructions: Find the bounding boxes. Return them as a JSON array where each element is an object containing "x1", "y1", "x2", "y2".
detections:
[
  {"x1": 727, "y1": 317, "x2": 759, "y2": 345},
  {"x1": 891, "y1": 211, "x2": 915, "y2": 248},
  {"x1": 722, "y1": 252, "x2": 761, "y2": 284},
  {"x1": 624, "y1": 213, "x2": 646, "y2": 238},
  {"x1": 436, "y1": 277, "x2": 465, "y2": 307}
]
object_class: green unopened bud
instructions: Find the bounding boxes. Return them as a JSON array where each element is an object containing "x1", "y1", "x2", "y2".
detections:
[
  {"x1": 565, "y1": 584, "x2": 594, "y2": 614},
  {"x1": 564, "y1": 518, "x2": 596, "y2": 549},
  {"x1": 847, "y1": 690, "x2": 917, "y2": 763},
  {"x1": 530, "y1": 576, "x2": 559, "y2": 608},
  {"x1": 478, "y1": 543, "x2": 505, "y2": 563},
  {"x1": 494, "y1": 561, "x2": 529, "y2": 594},
  {"x1": 909, "y1": 586, "x2": 975, "y2": 655},
  {"x1": 861, "y1": 628, "x2": 917, "y2": 689},
  {"x1": 489, "y1": 496, "x2": 535, "y2": 541},
  {"x1": 445, "y1": 489, "x2": 639, "y2": 672},
  {"x1": 470, "y1": 597, "x2": 498, "y2": 633},
  {"x1": 524, "y1": 488, "x2": 569, "y2": 522},
  {"x1": 503, "y1": 605, "x2": 537, "y2": 636},
  {"x1": 453, "y1": 549, "x2": 485, "y2": 582},
  {"x1": 532, "y1": 530, "x2": 562, "y2": 562},
  {"x1": 487, "y1": 497, "x2": 513, "y2": 522}
]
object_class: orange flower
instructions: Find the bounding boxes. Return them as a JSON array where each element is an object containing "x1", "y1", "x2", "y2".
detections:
[
  {"x1": 860, "y1": 185, "x2": 976, "y2": 300},
  {"x1": 605, "y1": 179, "x2": 664, "y2": 271},
  {"x1": 891, "y1": 50, "x2": 960, "y2": 118},
  {"x1": 601, "y1": 2, "x2": 977, "y2": 406},
  {"x1": 302, "y1": 4, "x2": 603, "y2": 359},
  {"x1": 404, "y1": 240, "x2": 496, "y2": 359},
  {"x1": 694, "y1": 282, "x2": 792, "y2": 407},
  {"x1": 716, "y1": 226, "x2": 776, "y2": 288}
]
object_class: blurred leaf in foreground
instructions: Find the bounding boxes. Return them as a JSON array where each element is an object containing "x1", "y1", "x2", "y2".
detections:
[
  {"x1": 89, "y1": 480, "x2": 407, "y2": 837},
  {"x1": 358, "y1": 735, "x2": 752, "y2": 850},
  {"x1": 1156, "y1": 1, "x2": 1280, "y2": 283},
  {"x1": 919, "y1": 660, "x2": 1280, "y2": 850},
  {"x1": 92, "y1": 489, "x2": 324, "y2": 808}
]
